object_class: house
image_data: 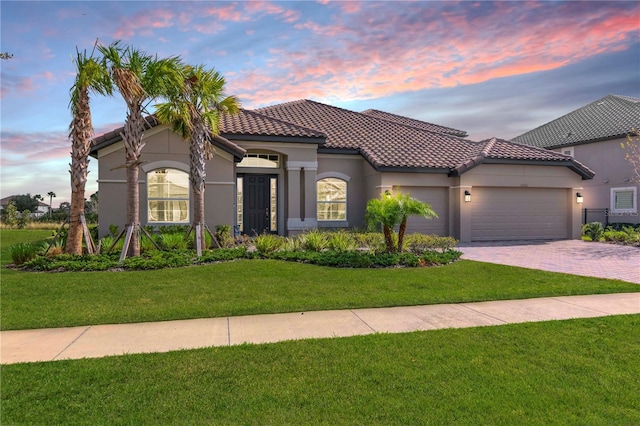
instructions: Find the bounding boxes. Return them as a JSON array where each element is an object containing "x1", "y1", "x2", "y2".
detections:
[
  {"x1": 513, "y1": 94, "x2": 640, "y2": 225},
  {"x1": 0, "y1": 196, "x2": 50, "y2": 219},
  {"x1": 90, "y1": 99, "x2": 594, "y2": 242}
]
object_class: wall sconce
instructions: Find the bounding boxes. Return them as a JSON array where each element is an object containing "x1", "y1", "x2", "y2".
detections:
[
  {"x1": 576, "y1": 192, "x2": 583, "y2": 204},
  {"x1": 464, "y1": 190, "x2": 471, "y2": 202}
]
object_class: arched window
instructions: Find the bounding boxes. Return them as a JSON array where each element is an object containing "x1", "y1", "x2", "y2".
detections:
[
  {"x1": 317, "y1": 178, "x2": 347, "y2": 221},
  {"x1": 147, "y1": 168, "x2": 189, "y2": 223}
]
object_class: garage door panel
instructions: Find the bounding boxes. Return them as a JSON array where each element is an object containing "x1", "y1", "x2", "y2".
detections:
[
  {"x1": 471, "y1": 188, "x2": 568, "y2": 241},
  {"x1": 396, "y1": 187, "x2": 448, "y2": 236}
]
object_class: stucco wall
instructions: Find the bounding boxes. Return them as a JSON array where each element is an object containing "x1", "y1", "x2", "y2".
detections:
[
  {"x1": 96, "y1": 126, "x2": 236, "y2": 238},
  {"x1": 555, "y1": 138, "x2": 639, "y2": 224}
]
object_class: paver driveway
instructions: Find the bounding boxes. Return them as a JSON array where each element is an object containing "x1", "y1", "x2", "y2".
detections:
[{"x1": 458, "y1": 240, "x2": 640, "y2": 284}]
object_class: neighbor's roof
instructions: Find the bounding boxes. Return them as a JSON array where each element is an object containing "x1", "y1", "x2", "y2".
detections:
[
  {"x1": 360, "y1": 109, "x2": 468, "y2": 137},
  {"x1": 512, "y1": 94, "x2": 640, "y2": 149}
]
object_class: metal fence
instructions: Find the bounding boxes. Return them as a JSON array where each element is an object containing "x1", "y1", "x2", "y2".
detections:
[{"x1": 582, "y1": 208, "x2": 609, "y2": 226}]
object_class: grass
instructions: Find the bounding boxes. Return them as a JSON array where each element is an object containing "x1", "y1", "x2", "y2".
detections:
[
  {"x1": 2, "y1": 229, "x2": 639, "y2": 330},
  {"x1": 2, "y1": 315, "x2": 639, "y2": 424}
]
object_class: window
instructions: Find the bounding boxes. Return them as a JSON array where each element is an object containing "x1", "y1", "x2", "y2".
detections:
[
  {"x1": 317, "y1": 178, "x2": 347, "y2": 221},
  {"x1": 611, "y1": 187, "x2": 637, "y2": 214},
  {"x1": 238, "y1": 153, "x2": 280, "y2": 168},
  {"x1": 236, "y1": 177, "x2": 243, "y2": 232},
  {"x1": 147, "y1": 169, "x2": 189, "y2": 223},
  {"x1": 270, "y1": 177, "x2": 277, "y2": 232}
]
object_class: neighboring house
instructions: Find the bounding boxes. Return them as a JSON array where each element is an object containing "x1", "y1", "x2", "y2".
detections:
[
  {"x1": 513, "y1": 94, "x2": 640, "y2": 225},
  {"x1": 91, "y1": 99, "x2": 594, "y2": 242},
  {"x1": 0, "y1": 196, "x2": 50, "y2": 218}
]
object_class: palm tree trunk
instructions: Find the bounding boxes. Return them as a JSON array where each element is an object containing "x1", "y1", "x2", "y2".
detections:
[
  {"x1": 66, "y1": 88, "x2": 92, "y2": 255},
  {"x1": 383, "y1": 225, "x2": 395, "y2": 253},
  {"x1": 190, "y1": 123, "x2": 207, "y2": 252},
  {"x1": 397, "y1": 217, "x2": 408, "y2": 253},
  {"x1": 122, "y1": 104, "x2": 145, "y2": 257}
]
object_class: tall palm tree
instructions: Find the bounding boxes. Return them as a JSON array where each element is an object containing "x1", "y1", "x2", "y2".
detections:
[
  {"x1": 47, "y1": 191, "x2": 56, "y2": 219},
  {"x1": 156, "y1": 65, "x2": 241, "y2": 254},
  {"x1": 66, "y1": 47, "x2": 112, "y2": 255},
  {"x1": 98, "y1": 41, "x2": 183, "y2": 257}
]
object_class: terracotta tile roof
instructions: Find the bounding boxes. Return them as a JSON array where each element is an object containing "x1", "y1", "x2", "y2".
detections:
[
  {"x1": 91, "y1": 99, "x2": 594, "y2": 179},
  {"x1": 220, "y1": 108, "x2": 326, "y2": 140},
  {"x1": 360, "y1": 109, "x2": 468, "y2": 137},
  {"x1": 255, "y1": 99, "x2": 593, "y2": 178},
  {"x1": 90, "y1": 110, "x2": 326, "y2": 159},
  {"x1": 513, "y1": 94, "x2": 640, "y2": 148}
]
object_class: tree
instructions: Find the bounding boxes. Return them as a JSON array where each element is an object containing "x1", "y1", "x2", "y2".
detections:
[
  {"x1": 98, "y1": 41, "x2": 183, "y2": 257},
  {"x1": 621, "y1": 129, "x2": 640, "y2": 183},
  {"x1": 66, "y1": 45, "x2": 112, "y2": 255},
  {"x1": 47, "y1": 191, "x2": 56, "y2": 218},
  {"x1": 396, "y1": 193, "x2": 438, "y2": 253},
  {"x1": 155, "y1": 64, "x2": 240, "y2": 254},
  {"x1": 365, "y1": 191, "x2": 438, "y2": 253},
  {"x1": 0, "y1": 52, "x2": 13, "y2": 60},
  {"x1": 8, "y1": 194, "x2": 39, "y2": 212},
  {"x1": 2, "y1": 201, "x2": 19, "y2": 227}
]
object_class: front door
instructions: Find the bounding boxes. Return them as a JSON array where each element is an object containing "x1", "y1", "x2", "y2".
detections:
[{"x1": 242, "y1": 174, "x2": 276, "y2": 235}]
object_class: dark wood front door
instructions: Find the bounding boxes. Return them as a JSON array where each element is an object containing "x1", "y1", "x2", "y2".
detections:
[{"x1": 243, "y1": 175, "x2": 272, "y2": 235}]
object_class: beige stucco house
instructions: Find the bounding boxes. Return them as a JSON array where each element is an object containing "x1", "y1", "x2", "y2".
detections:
[
  {"x1": 91, "y1": 99, "x2": 594, "y2": 242},
  {"x1": 513, "y1": 94, "x2": 639, "y2": 226}
]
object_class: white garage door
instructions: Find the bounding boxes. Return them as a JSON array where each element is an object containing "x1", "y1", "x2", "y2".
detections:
[
  {"x1": 397, "y1": 186, "x2": 448, "y2": 236},
  {"x1": 471, "y1": 187, "x2": 569, "y2": 241}
]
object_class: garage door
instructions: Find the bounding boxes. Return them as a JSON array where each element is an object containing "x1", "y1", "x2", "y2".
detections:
[
  {"x1": 471, "y1": 187, "x2": 568, "y2": 241},
  {"x1": 397, "y1": 186, "x2": 448, "y2": 236}
]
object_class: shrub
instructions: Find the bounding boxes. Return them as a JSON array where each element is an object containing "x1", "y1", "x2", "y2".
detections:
[
  {"x1": 109, "y1": 224, "x2": 120, "y2": 237},
  {"x1": 159, "y1": 233, "x2": 189, "y2": 250},
  {"x1": 299, "y1": 229, "x2": 329, "y2": 252},
  {"x1": 603, "y1": 229, "x2": 629, "y2": 244},
  {"x1": 10, "y1": 241, "x2": 44, "y2": 265},
  {"x1": 255, "y1": 234, "x2": 284, "y2": 254},
  {"x1": 198, "y1": 247, "x2": 247, "y2": 263},
  {"x1": 352, "y1": 232, "x2": 386, "y2": 254},
  {"x1": 582, "y1": 222, "x2": 604, "y2": 241},
  {"x1": 404, "y1": 234, "x2": 458, "y2": 254},
  {"x1": 327, "y1": 231, "x2": 357, "y2": 252},
  {"x1": 422, "y1": 250, "x2": 462, "y2": 265},
  {"x1": 214, "y1": 225, "x2": 234, "y2": 248}
]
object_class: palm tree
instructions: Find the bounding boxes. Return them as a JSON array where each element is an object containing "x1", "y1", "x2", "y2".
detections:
[
  {"x1": 396, "y1": 192, "x2": 438, "y2": 253},
  {"x1": 365, "y1": 191, "x2": 403, "y2": 253},
  {"x1": 47, "y1": 191, "x2": 56, "y2": 218},
  {"x1": 66, "y1": 46, "x2": 112, "y2": 255},
  {"x1": 98, "y1": 41, "x2": 183, "y2": 257},
  {"x1": 156, "y1": 65, "x2": 241, "y2": 254},
  {"x1": 365, "y1": 191, "x2": 437, "y2": 253}
]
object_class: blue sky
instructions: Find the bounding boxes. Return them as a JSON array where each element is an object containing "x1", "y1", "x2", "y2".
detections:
[{"x1": 1, "y1": 0, "x2": 639, "y2": 206}]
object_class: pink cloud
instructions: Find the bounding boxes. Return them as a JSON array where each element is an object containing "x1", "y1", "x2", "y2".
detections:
[
  {"x1": 112, "y1": 9, "x2": 176, "y2": 39},
  {"x1": 231, "y1": 2, "x2": 639, "y2": 107}
]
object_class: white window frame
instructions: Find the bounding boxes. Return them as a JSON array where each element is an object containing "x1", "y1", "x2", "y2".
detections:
[
  {"x1": 147, "y1": 168, "x2": 190, "y2": 224},
  {"x1": 561, "y1": 147, "x2": 574, "y2": 157},
  {"x1": 316, "y1": 176, "x2": 349, "y2": 224},
  {"x1": 610, "y1": 186, "x2": 637, "y2": 214}
]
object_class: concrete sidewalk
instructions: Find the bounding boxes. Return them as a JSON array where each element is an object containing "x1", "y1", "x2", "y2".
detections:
[{"x1": 2, "y1": 292, "x2": 639, "y2": 365}]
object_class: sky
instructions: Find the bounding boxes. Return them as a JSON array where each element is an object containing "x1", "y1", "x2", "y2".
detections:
[{"x1": 1, "y1": 0, "x2": 639, "y2": 207}]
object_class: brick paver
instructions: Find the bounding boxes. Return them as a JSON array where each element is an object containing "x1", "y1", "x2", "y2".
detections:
[{"x1": 458, "y1": 240, "x2": 640, "y2": 284}]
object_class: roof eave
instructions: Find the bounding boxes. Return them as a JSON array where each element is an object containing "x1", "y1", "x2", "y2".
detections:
[
  {"x1": 222, "y1": 133, "x2": 326, "y2": 145},
  {"x1": 460, "y1": 157, "x2": 595, "y2": 180}
]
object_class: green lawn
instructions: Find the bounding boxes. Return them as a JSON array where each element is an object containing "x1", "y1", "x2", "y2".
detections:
[
  {"x1": 2, "y1": 229, "x2": 639, "y2": 330},
  {"x1": 3, "y1": 315, "x2": 639, "y2": 425}
]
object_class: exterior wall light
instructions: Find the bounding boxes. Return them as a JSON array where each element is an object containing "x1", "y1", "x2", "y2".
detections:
[
  {"x1": 464, "y1": 190, "x2": 471, "y2": 202},
  {"x1": 576, "y1": 192, "x2": 583, "y2": 204}
]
